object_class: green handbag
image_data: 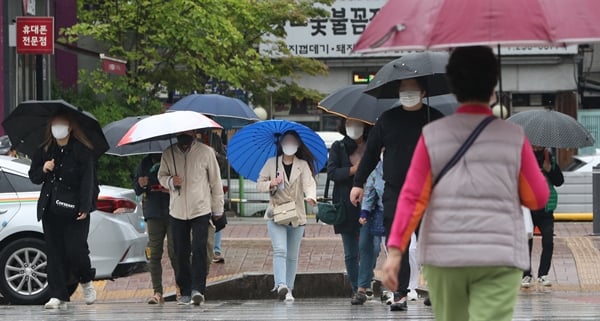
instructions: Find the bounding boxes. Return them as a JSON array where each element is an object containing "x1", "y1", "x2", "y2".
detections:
[{"x1": 316, "y1": 178, "x2": 346, "y2": 225}]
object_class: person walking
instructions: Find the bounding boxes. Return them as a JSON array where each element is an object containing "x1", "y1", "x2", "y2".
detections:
[
  {"x1": 134, "y1": 153, "x2": 178, "y2": 304},
  {"x1": 327, "y1": 119, "x2": 371, "y2": 304},
  {"x1": 522, "y1": 146, "x2": 564, "y2": 288},
  {"x1": 350, "y1": 77, "x2": 444, "y2": 311},
  {"x1": 257, "y1": 130, "x2": 317, "y2": 302},
  {"x1": 353, "y1": 156, "x2": 385, "y2": 305},
  {"x1": 158, "y1": 130, "x2": 224, "y2": 306},
  {"x1": 382, "y1": 46, "x2": 550, "y2": 321},
  {"x1": 29, "y1": 113, "x2": 99, "y2": 309}
]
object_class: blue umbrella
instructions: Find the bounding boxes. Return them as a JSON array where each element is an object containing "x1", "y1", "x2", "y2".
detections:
[
  {"x1": 227, "y1": 120, "x2": 327, "y2": 181},
  {"x1": 169, "y1": 94, "x2": 259, "y2": 129}
]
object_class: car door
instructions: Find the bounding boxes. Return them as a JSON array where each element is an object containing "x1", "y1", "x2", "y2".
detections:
[{"x1": 0, "y1": 170, "x2": 23, "y2": 234}]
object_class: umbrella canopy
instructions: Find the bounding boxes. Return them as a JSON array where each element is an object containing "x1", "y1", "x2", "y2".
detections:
[
  {"x1": 318, "y1": 85, "x2": 458, "y2": 124},
  {"x1": 2, "y1": 100, "x2": 109, "y2": 158},
  {"x1": 169, "y1": 94, "x2": 259, "y2": 129},
  {"x1": 364, "y1": 52, "x2": 450, "y2": 98},
  {"x1": 117, "y1": 111, "x2": 222, "y2": 146},
  {"x1": 507, "y1": 109, "x2": 595, "y2": 148},
  {"x1": 103, "y1": 116, "x2": 171, "y2": 156},
  {"x1": 227, "y1": 120, "x2": 328, "y2": 182},
  {"x1": 353, "y1": 0, "x2": 600, "y2": 53}
]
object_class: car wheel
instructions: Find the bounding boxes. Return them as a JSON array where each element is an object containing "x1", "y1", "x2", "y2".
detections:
[{"x1": 0, "y1": 238, "x2": 49, "y2": 305}]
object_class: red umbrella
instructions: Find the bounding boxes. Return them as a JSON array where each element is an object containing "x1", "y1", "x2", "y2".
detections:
[{"x1": 353, "y1": 0, "x2": 600, "y2": 53}]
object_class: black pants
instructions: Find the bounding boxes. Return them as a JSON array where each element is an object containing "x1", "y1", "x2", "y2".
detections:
[
  {"x1": 42, "y1": 213, "x2": 94, "y2": 302},
  {"x1": 383, "y1": 183, "x2": 410, "y2": 297},
  {"x1": 524, "y1": 209, "x2": 554, "y2": 277},
  {"x1": 171, "y1": 215, "x2": 210, "y2": 296}
]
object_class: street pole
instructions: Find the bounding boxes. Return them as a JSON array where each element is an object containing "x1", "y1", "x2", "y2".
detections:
[{"x1": 593, "y1": 165, "x2": 600, "y2": 235}]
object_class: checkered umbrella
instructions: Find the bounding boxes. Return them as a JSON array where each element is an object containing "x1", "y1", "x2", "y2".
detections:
[{"x1": 508, "y1": 110, "x2": 594, "y2": 148}]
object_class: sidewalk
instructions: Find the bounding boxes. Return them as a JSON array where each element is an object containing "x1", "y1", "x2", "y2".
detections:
[{"x1": 74, "y1": 220, "x2": 600, "y2": 301}]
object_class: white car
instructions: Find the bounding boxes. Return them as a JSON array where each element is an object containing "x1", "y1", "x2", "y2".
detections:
[{"x1": 0, "y1": 156, "x2": 148, "y2": 305}]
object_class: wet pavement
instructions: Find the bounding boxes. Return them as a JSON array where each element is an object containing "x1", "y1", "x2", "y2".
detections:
[{"x1": 2, "y1": 293, "x2": 600, "y2": 320}]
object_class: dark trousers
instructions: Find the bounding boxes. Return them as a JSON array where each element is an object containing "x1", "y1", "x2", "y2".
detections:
[
  {"x1": 524, "y1": 209, "x2": 554, "y2": 277},
  {"x1": 146, "y1": 216, "x2": 177, "y2": 295},
  {"x1": 42, "y1": 213, "x2": 94, "y2": 301},
  {"x1": 171, "y1": 215, "x2": 210, "y2": 296},
  {"x1": 383, "y1": 183, "x2": 410, "y2": 297}
]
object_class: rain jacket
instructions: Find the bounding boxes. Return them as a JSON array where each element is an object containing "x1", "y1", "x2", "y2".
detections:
[{"x1": 158, "y1": 140, "x2": 224, "y2": 220}]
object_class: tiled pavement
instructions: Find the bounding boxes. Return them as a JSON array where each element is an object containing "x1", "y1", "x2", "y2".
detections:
[{"x1": 73, "y1": 220, "x2": 600, "y2": 301}]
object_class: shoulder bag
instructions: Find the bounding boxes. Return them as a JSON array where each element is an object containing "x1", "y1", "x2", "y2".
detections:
[
  {"x1": 317, "y1": 142, "x2": 347, "y2": 225},
  {"x1": 270, "y1": 156, "x2": 300, "y2": 225}
]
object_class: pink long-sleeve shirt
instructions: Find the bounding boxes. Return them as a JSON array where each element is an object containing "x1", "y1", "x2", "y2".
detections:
[{"x1": 388, "y1": 105, "x2": 550, "y2": 252}]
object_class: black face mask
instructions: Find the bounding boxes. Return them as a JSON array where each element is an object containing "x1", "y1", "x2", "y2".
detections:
[{"x1": 176, "y1": 134, "x2": 193, "y2": 148}]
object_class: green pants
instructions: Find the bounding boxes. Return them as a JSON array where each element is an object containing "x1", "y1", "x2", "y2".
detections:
[
  {"x1": 423, "y1": 265, "x2": 522, "y2": 321},
  {"x1": 146, "y1": 216, "x2": 177, "y2": 295}
]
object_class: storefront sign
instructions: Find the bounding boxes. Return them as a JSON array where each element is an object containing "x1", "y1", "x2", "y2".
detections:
[{"x1": 16, "y1": 16, "x2": 53, "y2": 55}]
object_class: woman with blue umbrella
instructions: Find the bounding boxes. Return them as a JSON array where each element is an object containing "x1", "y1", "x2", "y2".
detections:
[{"x1": 228, "y1": 120, "x2": 325, "y2": 302}]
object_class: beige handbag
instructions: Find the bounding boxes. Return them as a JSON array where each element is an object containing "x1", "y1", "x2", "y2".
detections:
[{"x1": 272, "y1": 201, "x2": 298, "y2": 225}]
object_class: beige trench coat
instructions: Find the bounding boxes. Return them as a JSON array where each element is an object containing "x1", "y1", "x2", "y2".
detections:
[{"x1": 256, "y1": 156, "x2": 317, "y2": 227}]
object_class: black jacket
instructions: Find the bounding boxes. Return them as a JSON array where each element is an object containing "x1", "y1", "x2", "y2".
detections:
[
  {"x1": 354, "y1": 105, "x2": 444, "y2": 189},
  {"x1": 534, "y1": 149, "x2": 564, "y2": 187},
  {"x1": 327, "y1": 136, "x2": 361, "y2": 235},
  {"x1": 29, "y1": 138, "x2": 98, "y2": 221},
  {"x1": 133, "y1": 154, "x2": 170, "y2": 220}
]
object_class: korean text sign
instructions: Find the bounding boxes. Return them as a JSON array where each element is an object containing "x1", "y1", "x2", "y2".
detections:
[{"x1": 16, "y1": 16, "x2": 54, "y2": 55}]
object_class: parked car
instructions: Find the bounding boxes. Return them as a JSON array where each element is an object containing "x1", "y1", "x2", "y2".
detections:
[{"x1": 0, "y1": 156, "x2": 147, "y2": 305}]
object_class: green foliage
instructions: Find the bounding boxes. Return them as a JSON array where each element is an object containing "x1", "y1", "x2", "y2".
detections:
[{"x1": 60, "y1": 0, "x2": 332, "y2": 103}]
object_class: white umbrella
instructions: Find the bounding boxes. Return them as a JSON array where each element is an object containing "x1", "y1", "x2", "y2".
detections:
[{"x1": 117, "y1": 111, "x2": 222, "y2": 146}]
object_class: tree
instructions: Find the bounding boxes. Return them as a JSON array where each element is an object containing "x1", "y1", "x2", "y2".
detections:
[{"x1": 62, "y1": 0, "x2": 333, "y2": 106}]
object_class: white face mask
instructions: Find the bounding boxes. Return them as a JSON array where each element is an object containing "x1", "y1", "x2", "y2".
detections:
[
  {"x1": 399, "y1": 91, "x2": 422, "y2": 108},
  {"x1": 282, "y1": 144, "x2": 298, "y2": 156},
  {"x1": 345, "y1": 125, "x2": 364, "y2": 140},
  {"x1": 51, "y1": 124, "x2": 70, "y2": 140}
]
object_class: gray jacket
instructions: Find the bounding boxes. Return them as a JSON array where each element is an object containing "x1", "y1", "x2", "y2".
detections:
[{"x1": 420, "y1": 113, "x2": 531, "y2": 270}]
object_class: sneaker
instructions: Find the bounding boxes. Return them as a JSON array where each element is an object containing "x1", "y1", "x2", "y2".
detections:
[
  {"x1": 407, "y1": 290, "x2": 418, "y2": 301},
  {"x1": 275, "y1": 285, "x2": 288, "y2": 301},
  {"x1": 538, "y1": 275, "x2": 552, "y2": 287},
  {"x1": 380, "y1": 290, "x2": 393, "y2": 305},
  {"x1": 390, "y1": 294, "x2": 408, "y2": 311},
  {"x1": 177, "y1": 296, "x2": 191, "y2": 305},
  {"x1": 351, "y1": 291, "x2": 367, "y2": 305},
  {"x1": 424, "y1": 297, "x2": 432, "y2": 306},
  {"x1": 147, "y1": 292, "x2": 164, "y2": 305},
  {"x1": 285, "y1": 291, "x2": 295, "y2": 302},
  {"x1": 81, "y1": 281, "x2": 96, "y2": 305},
  {"x1": 191, "y1": 291, "x2": 205, "y2": 305},
  {"x1": 44, "y1": 298, "x2": 67, "y2": 309},
  {"x1": 521, "y1": 275, "x2": 533, "y2": 288},
  {"x1": 365, "y1": 288, "x2": 374, "y2": 300},
  {"x1": 212, "y1": 252, "x2": 225, "y2": 264}
]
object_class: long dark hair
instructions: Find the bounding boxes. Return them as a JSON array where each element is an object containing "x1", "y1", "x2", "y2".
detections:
[{"x1": 277, "y1": 130, "x2": 316, "y2": 175}]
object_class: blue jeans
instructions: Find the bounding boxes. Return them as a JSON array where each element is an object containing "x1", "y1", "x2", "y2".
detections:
[
  {"x1": 358, "y1": 221, "x2": 382, "y2": 289},
  {"x1": 214, "y1": 230, "x2": 222, "y2": 254},
  {"x1": 341, "y1": 232, "x2": 359, "y2": 293},
  {"x1": 267, "y1": 220, "x2": 305, "y2": 290}
]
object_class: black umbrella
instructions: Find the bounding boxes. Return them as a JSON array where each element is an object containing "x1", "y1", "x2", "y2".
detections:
[
  {"x1": 2, "y1": 100, "x2": 109, "y2": 158},
  {"x1": 318, "y1": 85, "x2": 459, "y2": 124},
  {"x1": 365, "y1": 51, "x2": 450, "y2": 99},
  {"x1": 103, "y1": 116, "x2": 171, "y2": 156}
]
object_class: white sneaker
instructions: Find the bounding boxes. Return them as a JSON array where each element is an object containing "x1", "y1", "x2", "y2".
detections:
[
  {"x1": 81, "y1": 281, "x2": 97, "y2": 305},
  {"x1": 285, "y1": 291, "x2": 295, "y2": 302},
  {"x1": 191, "y1": 290, "x2": 205, "y2": 305},
  {"x1": 521, "y1": 276, "x2": 532, "y2": 288},
  {"x1": 44, "y1": 298, "x2": 67, "y2": 309},
  {"x1": 407, "y1": 290, "x2": 419, "y2": 301},
  {"x1": 275, "y1": 285, "x2": 288, "y2": 301},
  {"x1": 538, "y1": 275, "x2": 552, "y2": 287}
]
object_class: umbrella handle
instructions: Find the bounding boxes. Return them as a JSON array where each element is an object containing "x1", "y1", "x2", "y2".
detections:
[{"x1": 168, "y1": 136, "x2": 180, "y2": 196}]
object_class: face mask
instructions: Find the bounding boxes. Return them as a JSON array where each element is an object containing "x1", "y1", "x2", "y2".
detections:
[
  {"x1": 399, "y1": 91, "x2": 422, "y2": 108},
  {"x1": 176, "y1": 134, "x2": 193, "y2": 148},
  {"x1": 345, "y1": 125, "x2": 364, "y2": 140},
  {"x1": 51, "y1": 124, "x2": 69, "y2": 140},
  {"x1": 282, "y1": 144, "x2": 298, "y2": 156}
]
